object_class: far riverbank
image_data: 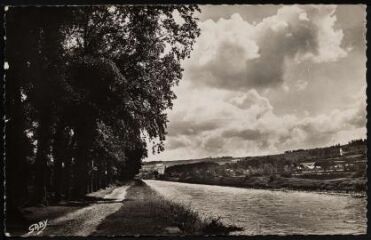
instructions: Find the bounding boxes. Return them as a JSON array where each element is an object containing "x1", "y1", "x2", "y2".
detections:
[{"x1": 159, "y1": 175, "x2": 366, "y2": 195}]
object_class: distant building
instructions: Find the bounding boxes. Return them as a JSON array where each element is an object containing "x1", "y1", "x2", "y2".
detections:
[
  {"x1": 300, "y1": 162, "x2": 316, "y2": 170},
  {"x1": 155, "y1": 163, "x2": 166, "y2": 174},
  {"x1": 141, "y1": 162, "x2": 166, "y2": 174}
]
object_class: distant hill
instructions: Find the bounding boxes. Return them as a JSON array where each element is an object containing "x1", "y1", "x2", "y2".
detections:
[
  {"x1": 143, "y1": 156, "x2": 236, "y2": 168},
  {"x1": 143, "y1": 139, "x2": 366, "y2": 168}
]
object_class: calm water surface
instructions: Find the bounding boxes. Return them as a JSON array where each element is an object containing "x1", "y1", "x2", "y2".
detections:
[{"x1": 145, "y1": 180, "x2": 366, "y2": 235}]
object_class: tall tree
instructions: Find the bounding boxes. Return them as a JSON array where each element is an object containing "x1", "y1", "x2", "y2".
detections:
[
  {"x1": 5, "y1": 5, "x2": 201, "y2": 206},
  {"x1": 5, "y1": 7, "x2": 41, "y2": 223},
  {"x1": 65, "y1": 5, "x2": 200, "y2": 196}
]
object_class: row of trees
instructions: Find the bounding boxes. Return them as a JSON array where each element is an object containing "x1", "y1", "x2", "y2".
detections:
[
  {"x1": 5, "y1": 6, "x2": 200, "y2": 222},
  {"x1": 164, "y1": 160, "x2": 292, "y2": 179}
]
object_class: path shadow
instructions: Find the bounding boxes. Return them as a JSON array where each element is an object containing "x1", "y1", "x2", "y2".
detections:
[
  {"x1": 91, "y1": 180, "x2": 177, "y2": 237},
  {"x1": 51, "y1": 196, "x2": 130, "y2": 207}
]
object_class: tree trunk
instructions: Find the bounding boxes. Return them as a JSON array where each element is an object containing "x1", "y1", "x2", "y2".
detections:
[
  {"x1": 73, "y1": 147, "x2": 89, "y2": 199},
  {"x1": 52, "y1": 123, "x2": 66, "y2": 202},
  {"x1": 32, "y1": 10, "x2": 65, "y2": 205},
  {"x1": 5, "y1": 85, "x2": 29, "y2": 226},
  {"x1": 33, "y1": 108, "x2": 53, "y2": 205},
  {"x1": 64, "y1": 158, "x2": 72, "y2": 200},
  {"x1": 72, "y1": 121, "x2": 95, "y2": 199},
  {"x1": 97, "y1": 163, "x2": 103, "y2": 189}
]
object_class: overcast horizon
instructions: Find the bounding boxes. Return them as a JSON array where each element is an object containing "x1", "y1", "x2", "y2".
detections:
[{"x1": 145, "y1": 4, "x2": 366, "y2": 162}]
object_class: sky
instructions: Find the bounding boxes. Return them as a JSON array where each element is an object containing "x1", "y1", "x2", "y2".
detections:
[{"x1": 145, "y1": 5, "x2": 366, "y2": 162}]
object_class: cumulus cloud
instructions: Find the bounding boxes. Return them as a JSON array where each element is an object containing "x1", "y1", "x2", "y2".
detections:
[
  {"x1": 252, "y1": 98, "x2": 367, "y2": 150},
  {"x1": 185, "y1": 5, "x2": 348, "y2": 91},
  {"x1": 202, "y1": 136, "x2": 225, "y2": 154},
  {"x1": 166, "y1": 137, "x2": 188, "y2": 150},
  {"x1": 148, "y1": 86, "x2": 366, "y2": 161},
  {"x1": 295, "y1": 79, "x2": 308, "y2": 90},
  {"x1": 222, "y1": 128, "x2": 267, "y2": 141},
  {"x1": 227, "y1": 89, "x2": 273, "y2": 119},
  {"x1": 145, "y1": 5, "x2": 366, "y2": 162},
  {"x1": 167, "y1": 120, "x2": 222, "y2": 137}
]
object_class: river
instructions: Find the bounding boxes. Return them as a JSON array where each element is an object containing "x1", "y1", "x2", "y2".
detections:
[{"x1": 144, "y1": 180, "x2": 366, "y2": 235}]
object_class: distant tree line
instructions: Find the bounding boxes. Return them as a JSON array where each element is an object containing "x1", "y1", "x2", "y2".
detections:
[
  {"x1": 5, "y1": 5, "x2": 200, "y2": 222},
  {"x1": 285, "y1": 139, "x2": 366, "y2": 154},
  {"x1": 164, "y1": 139, "x2": 367, "y2": 180},
  {"x1": 347, "y1": 139, "x2": 366, "y2": 146}
]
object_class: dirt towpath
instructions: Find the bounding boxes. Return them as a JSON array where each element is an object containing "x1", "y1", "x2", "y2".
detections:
[
  {"x1": 24, "y1": 183, "x2": 132, "y2": 237},
  {"x1": 18, "y1": 180, "x2": 220, "y2": 237},
  {"x1": 92, "y1": 180, "x2": 186, "y2": 236}
]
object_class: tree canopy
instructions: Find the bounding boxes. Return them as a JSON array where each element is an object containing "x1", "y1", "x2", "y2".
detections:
[{"x1": 5, "y1": 5, "x2": 200, "y2": 219}]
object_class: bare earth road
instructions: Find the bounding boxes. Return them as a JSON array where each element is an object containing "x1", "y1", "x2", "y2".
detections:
[
  {"x1": 24, "y1": 184, "x2": 131, "y2": 237},
  {"x1": 21, "y1": 180, "x2": 184, "y2": 237}
]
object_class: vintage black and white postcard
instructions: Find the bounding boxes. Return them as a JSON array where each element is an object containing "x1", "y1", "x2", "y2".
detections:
[{"x1": 3, "y1": 3, "x2": 368, "y2": 237}]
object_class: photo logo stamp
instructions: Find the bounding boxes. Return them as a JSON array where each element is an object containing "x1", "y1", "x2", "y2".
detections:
[{"x1": 27, "y1": 220, "x2": 48, "y2": 235}]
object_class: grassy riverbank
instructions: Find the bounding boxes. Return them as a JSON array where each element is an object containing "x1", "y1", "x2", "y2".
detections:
[
  {"x1": 161, "y1": 175, "x2": 366, "y2": 194},
  {"x1": 93, "y1": 180, "x2": 241, "y2": 236}
]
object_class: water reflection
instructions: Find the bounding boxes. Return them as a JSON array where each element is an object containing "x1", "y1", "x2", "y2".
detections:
[{"x1": 145, "y1": 180, "x2": 366, "y2": 235}]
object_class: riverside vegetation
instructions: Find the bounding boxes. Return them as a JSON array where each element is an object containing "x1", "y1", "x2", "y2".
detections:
[
  {"x1": 157, "y1": 140, "x2": 366, "y2": 193},
  {"x1": 5, "y1": 5, "x2": 202, "y2": 232}
]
